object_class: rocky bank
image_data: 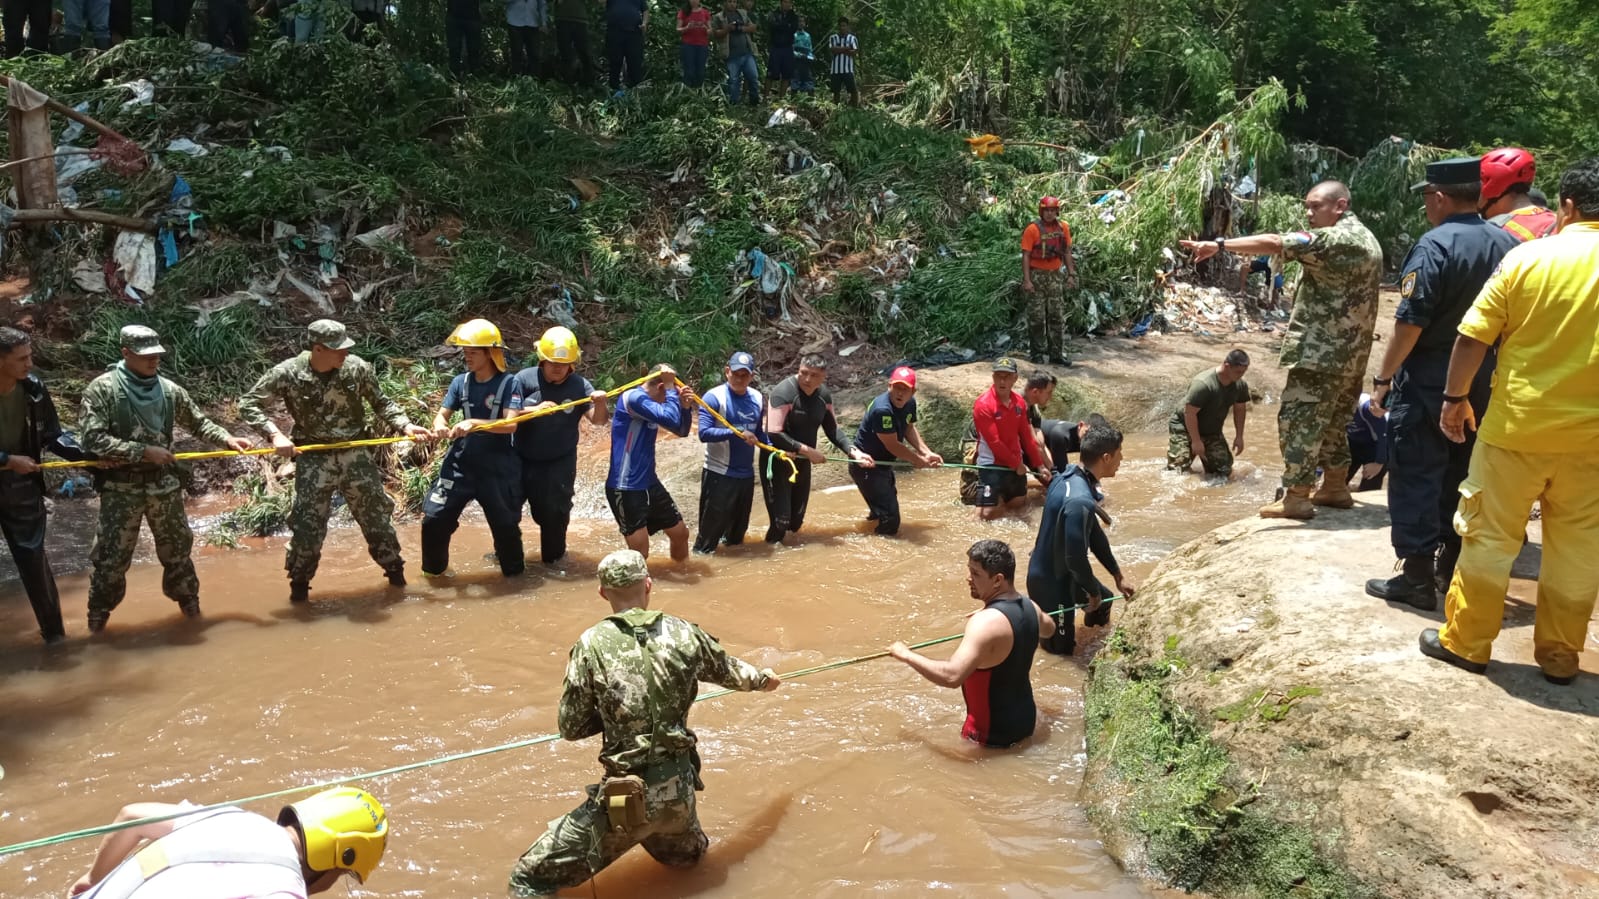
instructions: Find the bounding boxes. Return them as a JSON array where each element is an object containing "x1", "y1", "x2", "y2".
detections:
[{"x1": 1085, "y1": 495, "x2": 1599, "y2": 898}]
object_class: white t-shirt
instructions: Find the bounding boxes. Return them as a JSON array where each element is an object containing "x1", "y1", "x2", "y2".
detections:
[{"x1": 83, "y1": 804, "x2": 308, "y2": 899}]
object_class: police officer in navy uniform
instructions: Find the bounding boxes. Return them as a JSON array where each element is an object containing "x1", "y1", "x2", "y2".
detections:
[{"x1": 1365, "y1": 158, "x2": 1518, "y2": 610}]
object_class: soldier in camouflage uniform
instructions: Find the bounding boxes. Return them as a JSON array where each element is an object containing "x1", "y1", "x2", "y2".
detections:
[
  {"x1": 79, "y1": 326, "x2": 254, "y2": 631},
  {"x1": 239, "y1": 320, "x2": 435, "y2": 603},
  {"x1": 509, "y1": 549, "x2": 781, "y2": 897},
  {"x1": 1166, "y1": 349, "x2": 1251, "y2": 478},
  {"x1": 1182, "y1": 181, "x2": 1382, "y2": 518}
]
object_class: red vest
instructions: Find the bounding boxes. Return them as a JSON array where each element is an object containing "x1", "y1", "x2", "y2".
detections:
[
  {"x1": 1027, "y1": 219, "x2": 1068, "y2": 261},
  {"x1": 1493, "y1": 206, "x2": 1558, "y2": 243}
]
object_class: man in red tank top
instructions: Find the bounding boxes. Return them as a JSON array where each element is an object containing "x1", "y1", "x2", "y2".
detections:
[{"x1": 889, "y1": 540, "x2": 1058, "y2": 748}]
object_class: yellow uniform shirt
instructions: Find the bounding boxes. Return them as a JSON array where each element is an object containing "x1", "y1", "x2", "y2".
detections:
[{"x1": 1457, "y1": 220, "x2": 1599, "y2": 452}]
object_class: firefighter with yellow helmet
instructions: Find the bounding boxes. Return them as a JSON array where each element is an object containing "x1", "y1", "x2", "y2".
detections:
[
  {"x1": 422, "y1": 318, "x2": 527, "y2": 578},
  {"x1": 511, "y1": 326, "x2": 609, "y2": 568},
  {"x1": 70, "y1": 787, "x2": 388, "y2": 897}
]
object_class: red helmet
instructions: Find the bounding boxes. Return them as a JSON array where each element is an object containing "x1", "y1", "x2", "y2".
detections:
[
  {"x1": 1038, "y1": 195, "x2": 1061, "y2": 212},
  {"x1": 1480, "y1": 148, "x2": 1536, "y2": 205}
]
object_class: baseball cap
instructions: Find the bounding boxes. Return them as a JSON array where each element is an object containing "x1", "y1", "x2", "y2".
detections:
[
  {"x1": 307, "y1": 319, "x2": 356, "y2": 350},
  {"x1": 888, "y1": 365, "x2": 917, "y2": 388},
  {"x1": 597, "y1": 549, "x2": 649, "y2": 588},
  {"x1": 991, "y1": 356, "x2": 1018, "y2": 374},
  {"x1": 119, "y1": 325, "x2": 166, "y2": 356},
  {"x1": 727, "y1": 351, "x2": 755, "y2": 373}
]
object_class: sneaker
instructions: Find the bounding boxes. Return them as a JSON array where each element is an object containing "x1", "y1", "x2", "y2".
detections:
[{"x1": 178, "y1": 598, "x2": 202, "y2": 618}]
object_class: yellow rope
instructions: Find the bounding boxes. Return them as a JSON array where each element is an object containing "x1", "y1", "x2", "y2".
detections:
[
  {"x1": 674, "y1": 377, "x2": 798, "y2": 483},
  {"x1": 37, "y1": 372, "x2": 658, "y2": 471}
]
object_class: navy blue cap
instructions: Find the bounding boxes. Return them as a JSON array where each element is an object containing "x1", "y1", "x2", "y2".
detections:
[
  {"x1": 727, "y1": 351, "x2": 755, "y2": 372},
  {"x1": 1411, "y1": 156, "x2": 1481, "y2": 191}
]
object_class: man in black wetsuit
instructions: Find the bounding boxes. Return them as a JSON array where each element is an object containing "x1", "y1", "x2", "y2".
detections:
[
  {"x1": 760, "y1": 353, "x2": 874, "y2": 543},
  {"x1": 889, "y1": 539, "x2": 1057, "y2": 748},
  {"x1": 1027, "y1": 423, "x2": 1138, "y2": 655}
]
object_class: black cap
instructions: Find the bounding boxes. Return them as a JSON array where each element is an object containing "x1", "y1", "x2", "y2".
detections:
[{"x1": 1410, "y1": 156, "x2": 1481, "y2": 192}]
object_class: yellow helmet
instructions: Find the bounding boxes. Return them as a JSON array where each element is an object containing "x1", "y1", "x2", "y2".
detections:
[
  {"x1": 537, "y1": 326, "x2": 581, "y2": 365},
  {"x1": 446, "y1": 319, "x2": 506, "y2": 371},
  {"x1": 278, "y1": 787, "x2": 389, "y2": 884}
]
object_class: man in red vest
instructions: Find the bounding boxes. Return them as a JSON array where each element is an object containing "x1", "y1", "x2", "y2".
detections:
[
  {"x1": 1020, "y1": 196, "x2": 1077, "y2": 365},
  {"x1": 1480, "y1": 147, "x2": 1559, "y2": 243}
]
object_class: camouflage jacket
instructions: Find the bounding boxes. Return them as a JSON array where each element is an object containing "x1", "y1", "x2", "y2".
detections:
[
  {"x1": 239, "y1": 352, "x2": 411, "y2": 444},
  {"x1": 1278, "y1": 212, "x2": 1383, "y2": 372},
  {"x1": 79, "y1": 369, "x2": 234, "y2": 492},
  {"x1": 559, "y1": 607, "x2": 769, "y2": 778}
]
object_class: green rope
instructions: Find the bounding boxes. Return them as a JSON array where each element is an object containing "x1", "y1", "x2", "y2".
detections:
[
  {"x1": 0, "y1": 596, "x2": 1120, "y2": 858},
  {"x1": 820, "y1": 455, "x2": 1022, "y2": 473}
]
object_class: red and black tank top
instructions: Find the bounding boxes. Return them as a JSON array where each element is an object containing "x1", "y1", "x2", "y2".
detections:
[{"x1": 961, "y1": 595, "x2": 1040, "y2": 748}]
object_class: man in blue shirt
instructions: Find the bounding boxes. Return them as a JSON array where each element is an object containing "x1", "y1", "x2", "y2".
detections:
[
  {"x1": 850, "y1": 366, "x2": 941, "y2": 536},
  {"x1": 604, "y1": 0, "x2": 648, "y2": 96},
  {"x1": 514, "y1": 326, "x2": 609, "y2": 568},
  {"x1": 1027, "y1": 423, "x2": 1137, "y2": 656},
  {"x1": 423, "y1": 319, "x2": 526, "y2": 578},
  {"x1": 1365, "y1": 158, "x2": 1518, "y2": 610},
  {"x1": 606, "y1": 364, "x2": 699, "y2": 560},
  {"x1": 694, "y1": 351, "x2": 767, "y2": 555}
]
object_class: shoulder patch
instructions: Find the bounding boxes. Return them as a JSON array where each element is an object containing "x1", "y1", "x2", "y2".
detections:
[
  {"x1": 1283, "y1": 230, "x2": 1315, "y2": 249},
  {"x1": 1400, "y1": 271, "x2": 1417, "y2": 299},
  {"x1": 881, "y1": 414, "x2": 894, "y2": 429}
]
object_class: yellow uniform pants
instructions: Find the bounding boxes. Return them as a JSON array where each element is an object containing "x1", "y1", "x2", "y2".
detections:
[{"x1": 1438, "y1": 442, "x2": 1599, "y2": 679}]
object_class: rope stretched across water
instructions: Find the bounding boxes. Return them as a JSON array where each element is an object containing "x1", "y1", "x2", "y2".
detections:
[
  {"x1": 34, "y1": 372, "x2": 661, "y2": 472},
  {"x1": 0, "y1": 597, "x2": 1120, "y2": 858}
]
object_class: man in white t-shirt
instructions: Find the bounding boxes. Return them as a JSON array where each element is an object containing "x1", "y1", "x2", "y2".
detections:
[{"x1": 70, "y1": 788, "x2": 387, "y2": 898}]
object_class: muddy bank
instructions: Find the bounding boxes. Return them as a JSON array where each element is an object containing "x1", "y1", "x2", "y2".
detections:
[{"x1": 1085, "y1": 494, "x2": 1599, "y2": 898}]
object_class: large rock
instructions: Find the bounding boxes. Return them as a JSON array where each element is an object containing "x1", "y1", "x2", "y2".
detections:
[{"x1": 1083, "y1": 495, "x2": 1599, "y2": 898}]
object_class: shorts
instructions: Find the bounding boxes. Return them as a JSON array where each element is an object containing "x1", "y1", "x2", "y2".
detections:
[
  {"x1": 605, "y1": 483, "x2": 682, "y2": 536},
  {"x1": 974, "y1": 468, "x2": 1028, "y2": 507},
  {"x1": 768, "y1": 46, "x2": 795, "y2": 80}
]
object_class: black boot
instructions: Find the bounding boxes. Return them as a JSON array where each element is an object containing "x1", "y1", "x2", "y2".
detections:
[
  {"x1": 1419, "y1": 628, "x2": 1486, "y2": 674},
  {"x1": 384, "y1": 564, "x2": 406, "y2": 588},
  {"x1": 1365, "y1": 555, "x2": 1437, "y2": 611},
  {"x1": 289, "y1": 580, "x2": 310, "y2": 603},
  {"x1": 1434, "y1": 540, "x2": 1460, "y2": 596}
]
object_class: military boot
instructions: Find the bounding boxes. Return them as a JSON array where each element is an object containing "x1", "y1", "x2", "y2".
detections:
[
  {"x1": 1434, "y1": 540, "x2": 1461, "y2": 596},
  {"x1": 1259, "y1": 485, "x2": 1316, "y2": 520},
  {"x1": 88, "y1": 610, "x2": 109, "y2": 633},
  {"x1": 1366, "y1": 555, "x2": 1437, "y2": 611},
  {"x1": 1310, "y1": 467, "x2": 1355, "y2": 508},
  {"x1": 178, "y1": 598, "x2": 202, "y2": 618},
  {"x1": 384, "y1": 564, "x2": 406, "y2": 588},
  {"x1": 289, "y1": 580, "x2": 311, "y2": 603}
]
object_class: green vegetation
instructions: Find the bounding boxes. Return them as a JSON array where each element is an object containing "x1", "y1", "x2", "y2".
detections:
[{"x1": 1086, "y1": 630, "x2": 1366, "y2": 896}]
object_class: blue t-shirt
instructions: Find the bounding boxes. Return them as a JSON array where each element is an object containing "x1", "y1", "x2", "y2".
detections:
[
  {"x1": 853, "y1": 392, "x2": 917, "y2": 462},
  {"x1": 513, "y1": 366, "x2": 596, "y2": 462},
  {"x1": 441, "y1": 371, "x2": 523, "y2": 473},
  {"x1": 698, "y1": 383, "x2": 766, "y2": 479},
  {"x1": 607, "y1": 386, "x2": 692, "y2": 491}
]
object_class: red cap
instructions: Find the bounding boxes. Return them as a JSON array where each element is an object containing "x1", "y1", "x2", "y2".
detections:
[{"x1": 889, "y1": 366, "x2": 917, "y2": 388}]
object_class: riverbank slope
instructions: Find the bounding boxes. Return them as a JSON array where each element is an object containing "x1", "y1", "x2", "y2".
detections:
[{"x1": 1085, "y1": 494, "x2": 1599, "y2": 897}]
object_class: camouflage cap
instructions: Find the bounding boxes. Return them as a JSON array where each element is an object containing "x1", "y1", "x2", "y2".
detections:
[
  {"x1": 597, "y1": 549, "x2": 649, "y2": 588},
  {"x1": 307, "y1": 319, "x2": 356, "y2": 350},
  {"x1": 119, "y1": 325, "x2": 166, "y2": 356}
]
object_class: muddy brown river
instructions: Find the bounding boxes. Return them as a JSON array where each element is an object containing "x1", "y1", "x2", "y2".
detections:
[{"x1": 0, "y1": 421, "x2": 1285, "y2": 898}]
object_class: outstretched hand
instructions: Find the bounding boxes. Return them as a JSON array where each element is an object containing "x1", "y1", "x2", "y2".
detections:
[{"x1": 1178, "y1": 239, "x2": 1219, "y2": 263}]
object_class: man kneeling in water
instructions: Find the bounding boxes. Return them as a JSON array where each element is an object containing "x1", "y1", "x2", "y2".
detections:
[{"x1": 890, "y1": 540, "x2": 1057, "y2": 748}]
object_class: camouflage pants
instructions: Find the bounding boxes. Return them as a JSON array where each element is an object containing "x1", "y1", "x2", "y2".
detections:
[
  {"x1": 1278, "y1": 366, "x2": 1361, "y2": 488},
  {"x1": 288, "y1": 449, "x2": 402, "y2": 583},
  {"x1": 509, "y1": 759, "x2": 706, "y2": 897},
  {"x1": 88, "y1": 486, "x2": 197, "y2": 613},
  {"x1": 1023, "y1": 267, "x2": 1064, "y2": 359},
  {"x1": 1167, "y1": 421, "x2": 1234, "y2": 476}
]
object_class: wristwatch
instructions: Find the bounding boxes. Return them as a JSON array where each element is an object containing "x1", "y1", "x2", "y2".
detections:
[
  {"x1": 1215, "y1": 237, "x2": 1227, "y2": 251},
  {"x1": 1373, "y1": 376, "x2": 1391, "y2": 386}
]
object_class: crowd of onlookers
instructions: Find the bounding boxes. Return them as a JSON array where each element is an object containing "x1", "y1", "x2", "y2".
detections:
[{"x1": 3, "y1": 0, "x2": 865, "y2": 108}]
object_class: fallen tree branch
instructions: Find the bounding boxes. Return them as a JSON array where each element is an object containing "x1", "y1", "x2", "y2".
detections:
[{"x1": 8, "y1": 207, "x2": 157, "y2": 233}]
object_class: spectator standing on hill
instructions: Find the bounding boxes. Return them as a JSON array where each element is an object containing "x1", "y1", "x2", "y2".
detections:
[{"x1": 827, "y1": 15, "x2": 858, "y2": 105}]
